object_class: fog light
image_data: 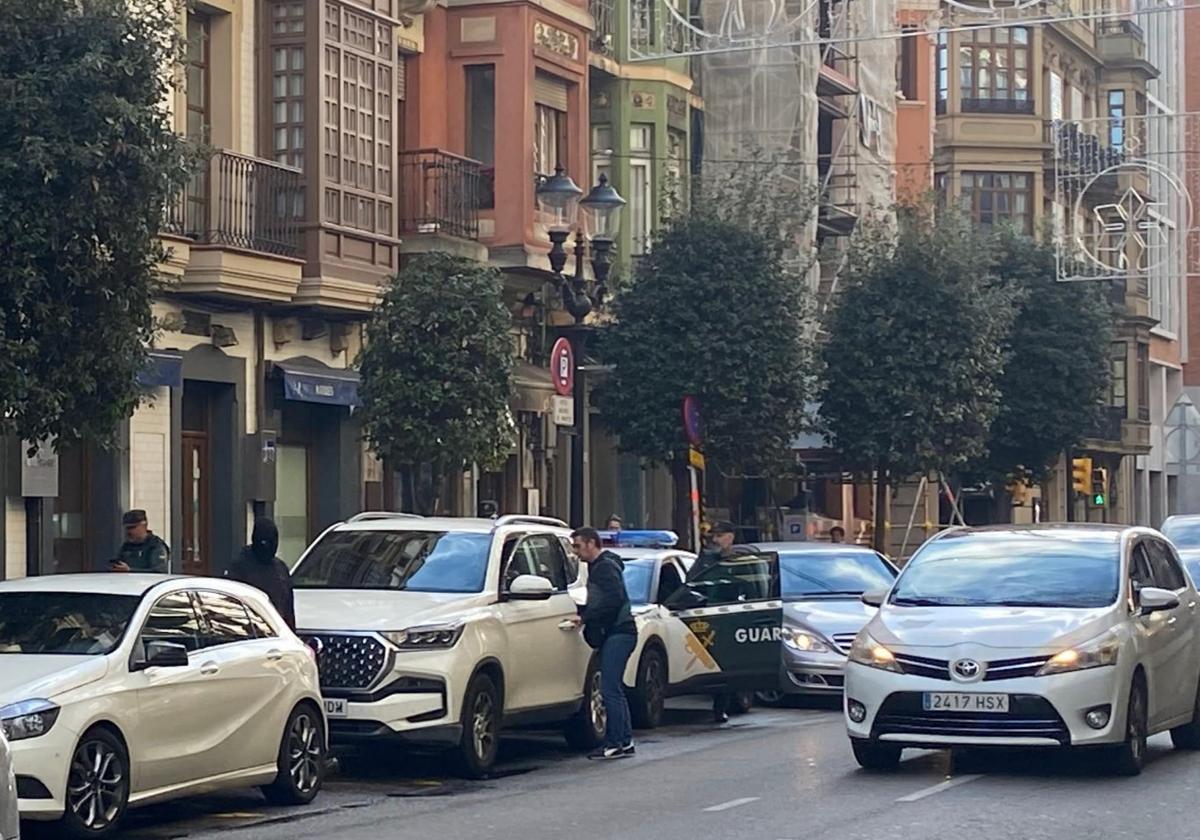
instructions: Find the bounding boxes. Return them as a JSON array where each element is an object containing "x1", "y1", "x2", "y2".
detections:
[
  {"x1": 1085, "y1": 706, "x2": 1111, "y2": 730},
  {"x1": 848, "y1": 700, "x2": 867, "y2": 723}
]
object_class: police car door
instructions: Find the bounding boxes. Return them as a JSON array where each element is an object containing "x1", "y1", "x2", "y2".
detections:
[{"x1": 664, "y1": 552, "x2": 782, "y2": 694}]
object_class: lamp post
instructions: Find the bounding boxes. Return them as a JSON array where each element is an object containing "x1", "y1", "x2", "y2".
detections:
[{"x1": 537, "y1": 166, "x2": 625, "y2": 526}]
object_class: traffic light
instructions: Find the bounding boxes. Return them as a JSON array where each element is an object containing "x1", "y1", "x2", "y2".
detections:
[
  {"x1": 1090, "y1": 467, "x2": 1109, "y2": 507},
  {"x1": 1071, "y1": 457, "x2": 1092, "y2": 495}
]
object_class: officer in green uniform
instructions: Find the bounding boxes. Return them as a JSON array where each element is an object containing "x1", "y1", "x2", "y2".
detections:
[{"x1": 112, "y1": 510, "x2": 170, "y2": 573}]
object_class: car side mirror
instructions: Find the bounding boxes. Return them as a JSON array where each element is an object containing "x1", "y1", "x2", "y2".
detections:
[
  {"x1": 861, "y1": 590, "x2": 887, "y2": 608},
  {"x1": 133, "y1": 640, "x2": 190, "y2": 671},
  {"x1": 1138, "y1": 586, "x2": 1180, "y2": 615},
  {"x1": 507, "y1": 574, "x2": 555, "y2": 601}
]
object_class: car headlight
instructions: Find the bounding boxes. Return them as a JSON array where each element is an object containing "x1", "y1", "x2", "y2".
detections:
[
  {"x1": 847, "y1": 632, "x2": 903, "y2": 673},
  {"x1": 381, "y1": 623, "x2": 465, "y2": 651},
  {"x1": 0, "y1": 699, "x2": 60, "y2": 742},
  {"x1": 1037, "y1": 629, "x2": 1120, "y2": 676},
  {"x1": 784, "y1": 628, "x2": 832, "y2": 653}
]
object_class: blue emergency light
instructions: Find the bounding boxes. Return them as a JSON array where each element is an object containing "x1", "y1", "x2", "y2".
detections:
[{"x1": 600, "y1": 530, "x2": 679, "y2": 548}]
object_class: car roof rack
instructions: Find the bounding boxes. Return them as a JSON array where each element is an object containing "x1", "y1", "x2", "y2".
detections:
[
  {"x1": 493, "y1": 514, "x2": 570, "y2": 529},
  {"x1": 345, "y1": 511, "x2": 425, "y2": 523}
]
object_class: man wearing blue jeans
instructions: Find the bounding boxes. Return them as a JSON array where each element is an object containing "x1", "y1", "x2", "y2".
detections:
[{"x1": 572, "y1": 527, "x2": 638, "y2": 760}]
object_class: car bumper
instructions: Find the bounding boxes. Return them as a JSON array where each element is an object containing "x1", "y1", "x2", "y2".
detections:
[
  {"x1": 844, "y1": 661, "x2": 1128, "y2": 748},
  {"x1": 11, "y1": 729, "x2": 74, "y2": 821},
  {"x1": 778, "y1": 649, "x2": 848, "y2": 694}
]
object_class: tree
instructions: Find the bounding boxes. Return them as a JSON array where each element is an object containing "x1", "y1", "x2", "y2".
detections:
[
  {"x1": 358, "y1": 252, "x2": 514, "y2": 513},
  {"x1": 974, "y1": 228, "x2": 1112, "y2": 490},
  {"x1": 0, "y1": 0, "x2": 194, "y2": 447},
  {"x1": 817, "y1": 209, "x2": 1018, "y2": 549}
]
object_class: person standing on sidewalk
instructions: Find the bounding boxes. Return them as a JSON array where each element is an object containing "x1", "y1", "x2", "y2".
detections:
[
  {"x1": 571, "y1": 526, "x2": 637, "y2": 760},
  {"x1": 111, "y1": 510, "x2": 170, "y2": 573},
  {"x1": 225, "y1": 517, "x2": 296, "y2": 630}
]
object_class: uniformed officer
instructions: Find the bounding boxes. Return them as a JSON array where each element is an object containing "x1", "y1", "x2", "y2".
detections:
[
  {"x1": 691, "y1": 521, "x2": 738, "y2": 723},
  {"x1": 111, "y1": 510, "x2": 170, "y2": 573}
]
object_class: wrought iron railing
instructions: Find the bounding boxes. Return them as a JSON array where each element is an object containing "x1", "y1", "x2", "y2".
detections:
[
  {"x1": 164, "y1": 150, "x2": 303, "y2": 257},
  {"x1": 1091, "y1": 405, "x2": 1126, "y2": 442},
  {"x1": 1047, "y1": 120, "x2": 1125, "y2": 174},
  {"x1": 590, "y1": 0, "x2": 616, "y2": 55},
  {"x1": 398, "y1": 149, "x2": 485, "y2": 240}
]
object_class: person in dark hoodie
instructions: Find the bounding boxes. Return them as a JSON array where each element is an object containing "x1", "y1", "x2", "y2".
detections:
[
  {"x1": 571, "y1": 526, "x2": 637, "y2": 761},
  {"x1": 226, "y1": 517, "x2": 296, "y2": 630}
]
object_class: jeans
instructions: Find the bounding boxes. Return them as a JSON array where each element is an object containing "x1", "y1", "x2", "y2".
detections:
[{"x1": 599, "y1": 631, "x2": 637, "y2": 748}]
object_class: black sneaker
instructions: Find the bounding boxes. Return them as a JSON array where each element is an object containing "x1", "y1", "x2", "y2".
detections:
[
  {"x1": 621, "y1": 742, "x2": 636, "y2": 756},
  {"x1": 588, "y1": 746, "x2": 629, "y2": 761},
  {"x1": 714, "y1": 711, "x2": 730, "y2": 724}
]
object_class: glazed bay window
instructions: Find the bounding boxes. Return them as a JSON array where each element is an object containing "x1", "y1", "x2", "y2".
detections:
[
  {"x1": 534, "y1": 71, "x2": 569, "y2": 179},
  {"x1": 1109, "y1": 342, "x2": 1127, "y2": 409},
  {"x1": 1108, "y1": 89, "x2": 1126, "y2": 149},
  {"x1": 958, "y1": 26, "x2": 1031, "y2": 113},
  {"x1": 466, "y1": 65, "x2": 496, "y2": 208},
  {"x1": 960, "y1": 172, "x2": 1032, "y2": 234},
  {"x1": 936, "y1": 30, "x2": 948, "y2": 113},
  {"x1": 629, "y1": 124, "x2": 653, "y2": 255}
]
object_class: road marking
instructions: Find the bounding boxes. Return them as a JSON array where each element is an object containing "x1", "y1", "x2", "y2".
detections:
[
  {"x1": 896, "y1": 774, "x2": 984, "y2": 803},
  {"x1": 703, "y1": 796, "x2": 760, "y2": 812}
]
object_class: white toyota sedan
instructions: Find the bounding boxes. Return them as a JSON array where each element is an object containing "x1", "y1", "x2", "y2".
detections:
[
  {"x1": 1, "y1": 728, "x2": 16, "y2": 840},
  {"x1": 0, "y1": 575, "x2": 326, "y2": 838},
  {"x1": 845, "y1": 525, "x2": 1200, "y2": 776}
]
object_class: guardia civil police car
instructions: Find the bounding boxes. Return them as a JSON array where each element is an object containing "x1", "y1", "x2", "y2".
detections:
[{"x1": 581, "y1": 531, "x2": 784, "y2": 729}]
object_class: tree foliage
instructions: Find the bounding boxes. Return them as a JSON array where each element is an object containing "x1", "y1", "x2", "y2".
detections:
[
  {"x1": 0, "y1": 0, "x2": 194, "y2": 447},
  {"x1": 358, "y1": 253, "x2": 515, "y2": 486},
  {"x1": 818, "y1": 210, "x2": 1018, "y2": 479},
  {"x1": 974, "y1": 229, "x2": 1112, "y2": 483}
]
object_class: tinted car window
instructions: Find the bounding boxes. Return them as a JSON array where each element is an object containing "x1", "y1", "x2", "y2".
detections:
[
  {"x1": 558, "y1": 536, "x2": 581, "y2": 583},
  {"x1": 512, "y1": 535, "x2": 569, "y2": 591},
  {"x1": 892, "y1": 531, "x2": 1121, "y2": 608},
  {"x1": 141, "y1": 592, "x2": 203, "y2": 652},
  {"x1": 247, "y1": 607, "x2": 277, "y2": 638},
  {"x1": 0, "y1": 592, "x2": 139, "y2": 655},
  {"x1": 686, "y1": 554, "x2": 779, "y2": 605},
  {"x1": 1162, "y1": 518, "x2": 1200, "y2": 549},
  {"x1": 779, "y1": 550, "x2": 896, "y2": 598},
  {"x1": 293, "y1": 530, "x2": 492, "y2": 593},
  {"x1": 1145, "y1": 540, "x2": 1187, "y2": 591},
  {"x1": 197, "y1": 592, "x2": 257, "y2": 647},
  {"x1": 1130, "y1": 545, "x2": 1154, "y2": 591}
]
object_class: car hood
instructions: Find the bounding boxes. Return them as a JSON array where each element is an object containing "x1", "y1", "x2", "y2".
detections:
[
  {"x1": 869, "y1": 605, "x2": 1117, "y2": 652},
  {"x1": 784, "y1": 598, "x2": 876, "y2": 636},
  {"x1": 295, "y1": 589, "x2": 484, "y2": 632},
  {"x1": 0, "y1": 655, "x2": 110, "y2": 707}
]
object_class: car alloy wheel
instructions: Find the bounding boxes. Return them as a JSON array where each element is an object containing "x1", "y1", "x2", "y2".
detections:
[
  {"x1": 67, "y1": 734, "x2": 128, "y2": 834},
  {"x1": 755, "y1": 689, "x2": 786, "y2": 707},
  {"x1": 631, "y1": 648, "x2": 666, "y2": 729},
  {"x1": 1110, "y1": 678, "x2": 1148, "y2": 776},
  {"x1": 288, "y1": 710, "x2": 323, "y2": 795},
  {"x1": 472, "y1": 689, "x2": 498, "y2": 762},
  {"x1": 588, "y1": 669, "x2": 607, "y2": 737}
]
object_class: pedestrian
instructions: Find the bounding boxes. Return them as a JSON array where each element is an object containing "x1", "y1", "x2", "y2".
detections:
[
  {"x1": 605, "y1": 514, "x2": 623, "y2": 532},
  {"x1": 571, "y1": 526, "x2": 637, "y2": 760},
  {"x1": 830, "y1": 525, "x2": 846, "y2": 544},
  {"x1": 111, "y1": 510, "x2": 170, "y2": 573},
  {"x1": 226, "y1": 517, "x2": 296, "y2": 630},
  {"x1": 691, "y1": 520, "x2": 738, "y2": 723}
]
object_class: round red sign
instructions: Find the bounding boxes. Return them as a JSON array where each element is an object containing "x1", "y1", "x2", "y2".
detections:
[{"x1": 551, "y1": 337, "x2": 574, "y2": 396}]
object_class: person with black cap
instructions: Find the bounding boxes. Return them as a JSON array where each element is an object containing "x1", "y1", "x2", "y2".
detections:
[
  {"x1": 225, "y1": 517, "x2": 296, "y2": 630},
  {"x1": 112, "y1": 510, "x2": 170, "y2": 573},
  {"x1": 691, "y1": 520, "x2": 740, "y2": 722}
]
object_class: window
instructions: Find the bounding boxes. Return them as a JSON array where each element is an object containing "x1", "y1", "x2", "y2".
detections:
[
  {"x1": 1109, "y1": 342, "x2": 1128, "y2": 408},
  {"x1": 665, "y1": 128, "x2": 687, "y2": 217},
  {"x1": 292, "y1": 530, "x2": 493, "y2": 593},
  {"x1": 141, "y1": 592, "x2": 202, "y2": 652},
  {"x1": 1137, "y1": 342, "x2": 1150, "y2": 422},
  {"x1": 958, "y1": 26, "x2": 1030, "y2": 111},
  {"x1": 623, "y1": 560, "x2": 656, "y2": 605},
  {"x1": 630, "y1": 124, "x2": 653, "y2": 255},
  {"x1": 1050, "y1": 71, "x2": 1063, "y2": 121},
  {"x1": 959, "y1": 172, "x2": 1032, "y2": 234},
  {"x1": 936, "y1": 30, "x2": 948, "y2": 111},
  {"x1": 465, "y1": 65, "x2": 495, "y2": 168},
  {"x1": 185, "y1": 13, "x2": 212, "y2": 231},
  {"x1": 247, "y1": 607, "x2": 277, "y2": 638},
  {"x1": 557, "y1": 535, "x2": 580, "y2": 583},
  {"x1": 0, "y1": 593, "x2": 139, "y2": 656},
  {"x1": 505, "y1": 535, "x2": 570, "y2": 591},
  {"x1": 681, "y1": 554, "x2": 780, "y2": 605},
  {"x1": 898, "y1": 26, "x2": 919, "y2": 100},
  {"x1": 591, "y1": 124, "x2": 613, "y2": 204},
  {"x1": 631, "y1": 0, "x2": 655, "y2": 46},
  {"x1": 196, "y1": 592, "x2": 257, "y2": 647},
  {"x1": 1129, "y1": 544, "x2": 1154, "y2": 597},
  {"x1": 270, "y1": 3, "x2": 305, "y2": 172},
  {"x1": 779, "y1": 550, "x2": 896, "y2": 598},
  {"x1": 1108, "y1": 89, "x2": 1126, "y2": 149},
  {"x1": 535, "y1": 104, "x2": 566, "y2": 178},
  {"x1": 1145, "y1": 540, "x2": 1186, "y2": 591}
]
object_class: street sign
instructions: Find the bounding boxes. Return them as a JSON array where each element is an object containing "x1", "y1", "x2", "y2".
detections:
[
  {"x1": 682, "y1": 395, "x2": 703, "y2": 446},
  {"x1": 552, "y1": 395, "x2": 575, "y2": 426},
  {"x1": 688, "y1": 447, "x2": 705, "y2": 470},
  {"x1": 551, "y1": 338, "x2": 574, "y2": 397}
]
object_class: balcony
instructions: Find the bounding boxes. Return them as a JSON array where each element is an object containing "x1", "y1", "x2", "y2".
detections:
[
  {"x1": 164, "y1": 150, "x2": 303, "y2": 258},
  {"x1": 1097, "y1": 18, "x2": 1157, "y2": 77},
  {"x1": 590, "y1": 0, "x2": 615, "y2": 56},
  {"x1": 1046, "y1": 120, "x2": 1125, "y2": 175},
  {"x1": 399, "y1": 149, "x2": 486, "y2": 242},
  {"x1": 1085, "y1": 405, "x2": 1152, "y2": 454},
  {"x1": 961, "y1": 98, "x2": 1035, "y2": 115}
]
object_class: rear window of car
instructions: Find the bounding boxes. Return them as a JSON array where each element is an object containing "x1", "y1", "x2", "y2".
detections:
[
  {"x1": 779, "y1": 550, "x2": 896, "y2": 597},
  {"x1": 1163, "y1": 519, "x2": 1200, "y2": 550},
  {"x1": 292, "y1": 530, "x2": 492, "y2": 593}
]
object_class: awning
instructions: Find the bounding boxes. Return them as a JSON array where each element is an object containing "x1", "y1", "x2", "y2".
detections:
[
  {"x1": 275, "y1": 358, "x2": 360, "y2": 406},
  {"x1": 138, "y1": 350, "x2": 183, "y2": 389},
  {"x1": 511, "y1": 361, "x2": 553, "y2": 414}
]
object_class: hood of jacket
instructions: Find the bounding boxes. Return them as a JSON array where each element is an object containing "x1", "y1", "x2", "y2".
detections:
[{"x1": 250, "y1": 517, "x2": 280, "y2": 563}]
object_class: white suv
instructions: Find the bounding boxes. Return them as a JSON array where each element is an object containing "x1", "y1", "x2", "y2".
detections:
[{"x1": 291, "y1": 514, "x2": 604, "y2": 776}]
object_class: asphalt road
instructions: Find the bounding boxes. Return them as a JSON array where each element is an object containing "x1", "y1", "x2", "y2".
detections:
[{"x1": 24, "y1": 696, "x2": 1200, "y2": 840}]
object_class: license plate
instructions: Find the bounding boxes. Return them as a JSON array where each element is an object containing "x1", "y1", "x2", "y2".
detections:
[
  {"x1": 323, "y1": 698, "x2": 348, "y2": 718},
  {"x1": 922, "y1": 692, "x2": 1009, "y2": 713}
]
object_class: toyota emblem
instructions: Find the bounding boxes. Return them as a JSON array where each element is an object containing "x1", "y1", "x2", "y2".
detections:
[{"x1": 952, "y1": 658, "x2": 982, "y2": 680}]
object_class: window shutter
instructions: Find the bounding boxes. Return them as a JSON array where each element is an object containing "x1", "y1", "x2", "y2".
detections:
[
  {"x1": 397, "y1": 55, "x2": 406, "y2": 100},
  {"x1": 533, "y1": 71, "x2": 569, "y2": 111}
]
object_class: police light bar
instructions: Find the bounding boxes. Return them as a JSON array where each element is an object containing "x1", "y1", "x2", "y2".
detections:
[{"x1": 600, "y1": 530, "x2": 679, "y2": 548}]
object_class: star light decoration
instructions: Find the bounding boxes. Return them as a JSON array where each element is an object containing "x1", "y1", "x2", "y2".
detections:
[{"x1": 1091, "y1": 187, "x2": 1166, "y2": 273}]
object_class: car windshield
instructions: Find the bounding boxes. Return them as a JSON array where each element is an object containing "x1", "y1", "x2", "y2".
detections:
[
  {"x1": 1163, "y1": 519, "x2": 1200, "y2": 550},
  {"x1": 890, "y1": 531, "x2": 1121, "y2": 609},
  {"x1": 780, "y1": 550, "x2": 895, "y2": 598},
  {"x1": 292, "y1": 530, "x2": 493, "y2": 593},
  {"x1": 622, "y1": 560, "x2": 656, "y2": 605},
  {"x1": 1182, "y1": 553, "x2": 1200, "y2": 587},
  {"x1": 0, "y1": 592, "x2": 140, "y2": 655}
]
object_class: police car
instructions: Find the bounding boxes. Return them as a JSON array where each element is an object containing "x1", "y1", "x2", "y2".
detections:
[{"x1": 582, "y1": 531, "x2": 784, "y2": 729}]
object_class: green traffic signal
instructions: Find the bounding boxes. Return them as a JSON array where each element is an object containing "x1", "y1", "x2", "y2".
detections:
[{"x1": 1093, "y1": 494, "x2": 1106, "y2": 506}]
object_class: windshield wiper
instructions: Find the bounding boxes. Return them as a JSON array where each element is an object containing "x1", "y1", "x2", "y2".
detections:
[
  {"x1": 791, "y1": 590, "x2": 865, "y2": 597},
  {"x1": 891, "y1": 596, "x2": 954, "y2": 606}
]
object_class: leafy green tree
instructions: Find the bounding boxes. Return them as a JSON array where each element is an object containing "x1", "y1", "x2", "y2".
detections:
[
  {"x1": 0, "y1": 0, "x2": 194, "y2": 447},
  {"x1": 818, "y1": 209, "x2": 1017, "y2": 549},
  {"x1": 358, "y1": 252, "x2": 514, "y2": 513}
]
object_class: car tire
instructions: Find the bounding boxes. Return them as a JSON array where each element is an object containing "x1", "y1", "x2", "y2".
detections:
[
  {"x1": 754, "y1": 689, "x2": 786, "y2": 707},
  {"x1": 59, "y1": 726, "x2": 131, "y2": 840},
  {"x1": 851, "y1": 739, "x2": 902, "y2": 771},
  {"x1": 1170, "y1": 677, "x2": 1200, "y2": 750},
  {"x1": 630, "y1": 647, "x2": 667, "y2": 730},
  {"x1": 262, "y1": 703, "x2": 326, "y2": 806},
  {"x1": 727, "y1": 691, "x2": 753, "y2": 715},
  {"x1": 565, "y1": 658, "x2": 606, "y2": 751},
  {"x1": 1108, "y1": 677, "x2": 1148, "y2": 776},
  {"x1": 455, "y1": 672, "x2": 502, "y2": 779}
]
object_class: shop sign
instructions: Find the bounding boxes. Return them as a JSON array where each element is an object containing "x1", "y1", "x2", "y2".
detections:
[{"x1": 552, "y1": 395, "x2": 575, "y2": 427}]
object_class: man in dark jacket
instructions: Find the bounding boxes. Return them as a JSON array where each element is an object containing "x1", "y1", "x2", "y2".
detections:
[
  {"x1": 691, "y1": 520, "x2": 738, "y2": 723},
  {"x1": 572, "y1": 526, "x2": 637, "y2": 760},
  {"x1": 112, "y1": 510, "x2": 170, "y2": 573},
  {"x1": 225, "y1": 517, "x2": 296, "y2": 630}
]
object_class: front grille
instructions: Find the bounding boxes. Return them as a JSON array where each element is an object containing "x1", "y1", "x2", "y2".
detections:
[
  {"x1": 894, "y1": 652, "x2": 952, "y2": 680},
  {"x1": 300, "y1": 632, "x2": 389, "y2": 690},
  {"x1": 873, "y1": 692, "x2": 1070, "y2": 744},
  {"x1": 982, "y1": 655, "x2": 1049, "y2": 681},
  {"x1": 832, "y1": 633, "x2": 859, "y2": 652}
]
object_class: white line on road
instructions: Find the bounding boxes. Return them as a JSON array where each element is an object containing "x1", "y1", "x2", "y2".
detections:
[
  {"x1": 703, "y1": 797, "x2": 761, "y2": 812},
  {"x1": 896, "y1": 774, "x2": 985, "y2": 803}
]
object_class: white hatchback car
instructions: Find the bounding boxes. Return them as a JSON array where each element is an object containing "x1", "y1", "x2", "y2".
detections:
[
  {"x1": 0, "y1": 575, "x2": 325, "y2": 838},
  {"x1": 846, "y1": 525, "x2": 1200, "y2": 776},
  {"x1": 1, "y1": 728, "x2": 16, "y2": 840}
]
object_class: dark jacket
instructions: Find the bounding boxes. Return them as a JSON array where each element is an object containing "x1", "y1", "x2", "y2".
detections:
[
  {"x1": 689, "y1": 545, "x2": 733, "y2": 581},
  {"x1": 579, "y1": 550, "x2": 635, "y2": 649},
  {"x1": 225, "y1": 518, "x2": 296, "y2": 630},
  {"x1": 116, "y1": 534, "x2": 170, "y2": 573}
]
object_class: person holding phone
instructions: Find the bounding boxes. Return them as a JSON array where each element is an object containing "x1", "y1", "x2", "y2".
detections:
[{"x1": 111, "y1": 510, "x2": 170, "y2": 573}]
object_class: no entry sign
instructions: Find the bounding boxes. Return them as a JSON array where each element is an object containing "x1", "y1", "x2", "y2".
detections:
[{"x1": 551, "y1": 337, "x2": 574, "y2": 397}]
